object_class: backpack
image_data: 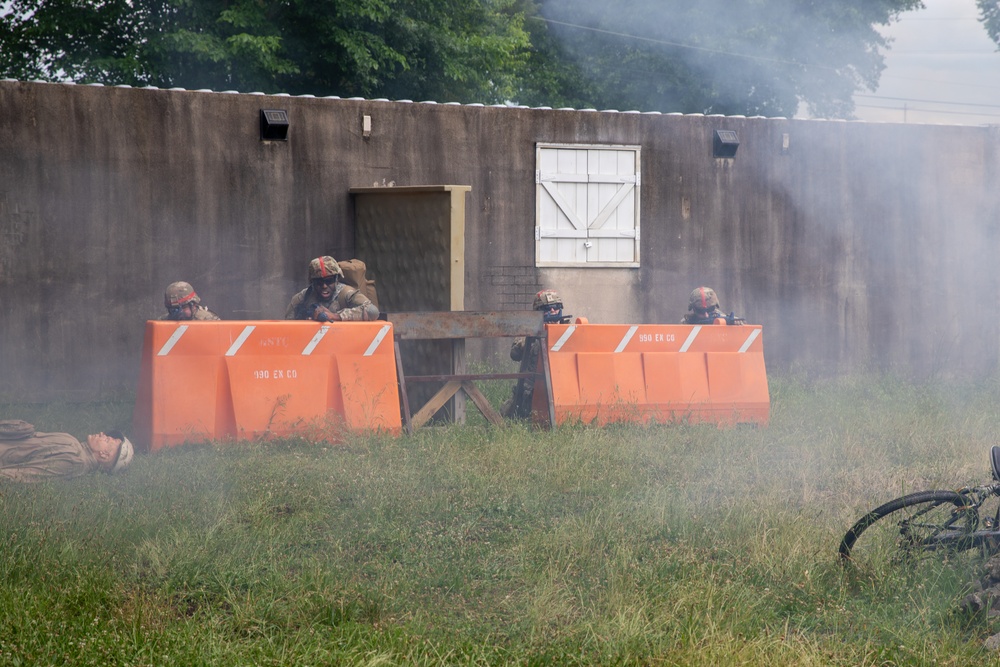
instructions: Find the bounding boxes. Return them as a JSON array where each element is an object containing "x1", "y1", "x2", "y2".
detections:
[
  {"x1": 0, "y1": 420, "x2": 35, "y2": 440},
  {"x1": 337, "y1": 259, "x2": 379, "y2": 309}
]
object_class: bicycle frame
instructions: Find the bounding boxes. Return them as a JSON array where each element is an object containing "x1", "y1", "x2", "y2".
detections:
[
  {"x1": 918, "y1": 484, "x2": 1000, "y2": 551},
  {"x1": 841, "y1": 447, "x2": 1000, "y2": 565}
]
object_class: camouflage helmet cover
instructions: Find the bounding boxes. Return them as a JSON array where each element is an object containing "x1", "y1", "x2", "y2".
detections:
[
  {"x1": 308, "y1": 256, "x2": 344, "y2": 281},
  {"x1": 164, "y1": 281, "x2": 201, "y2": 308},
  {"x1": 688, "y1": 286, "x2": 720, "y2": 311},
  {"x1": 533, "y1": 289, "x2": 563, "y2": 310}
]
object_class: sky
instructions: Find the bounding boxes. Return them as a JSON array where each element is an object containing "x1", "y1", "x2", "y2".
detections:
[{"x1": 848, "y1": 0, "x2": 1000, "y2": 125}]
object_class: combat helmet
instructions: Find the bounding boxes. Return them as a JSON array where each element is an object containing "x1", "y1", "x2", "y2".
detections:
[
  {"x1": 533, "y1": 289, "x2": 563, "y2": 311},
  {"x1": 688, "y1": 286, "x2": 720, "y2": 312},
  {"x1": 164, "y1": 281, "x2": 200, "y2": 308},
  {"x1": 308, "y1": 256, "x2": 344, "y2": 281}
]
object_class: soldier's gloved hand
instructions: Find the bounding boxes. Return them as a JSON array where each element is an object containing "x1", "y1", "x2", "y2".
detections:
[{"x1": 313, "y1": 306, "x2": 341, "y2": 322}]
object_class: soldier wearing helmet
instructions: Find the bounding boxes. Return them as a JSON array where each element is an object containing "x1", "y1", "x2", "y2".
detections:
[
  {"x1": 502, "y1": 289, "x2": 573, "y2": 420},
  {"x1": 160, "y1": 281, "x2": 221, "y2": 321},
  {"x1": 285, "y1": 255, "x2": 380, "y2": 322},
  {"x1": 0, "y1": 420, "x2": 134, "y2": 482},
  {"x1": 532, "y1": 289, "x2": 569, "y2": 324},
  {"x1": 681, "y1": 286, "x2": 745, "y2": 325}
]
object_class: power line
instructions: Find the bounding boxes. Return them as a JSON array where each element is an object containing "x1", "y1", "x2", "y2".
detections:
[
  {"x1": 529, "y1": 16, "x2": 843, "y2": 72},
  {"x1": 530, "y1": 14, "x2": 1000, "y2": 118},
  {"x1": 855, "y1": 93, "x2": 1000, "y2": 109},
  {"x1": 878, "y1": 70, "x2": 1000, "y2": 90},
  {"x1": 855, "y1": 102, "x2": 1000, "y2": 118},
  {"x1": 897, "y1": 17, "x2": 982, "y2": 21},
  {"x1": 889, "y1": 50, "x2": 998, "y2": 54}
]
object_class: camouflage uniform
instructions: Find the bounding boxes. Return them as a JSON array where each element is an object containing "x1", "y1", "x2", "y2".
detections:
[
  {"x1": 159, "y1": 305, "x2": 220, "y2": 321},
  {"x1": 502, "y1": 335, "x2": 545, "y2": 420},
  {"x1": 285, "y1": 256, "x2": 380, "y2": 321},
  {"x1": 680, "y1": 307, "x2": 729, "y2": 325},
  {"x1": 160, "y1": 281, "x2": 221, "y2": 321},
  {"x1": 680, "y1": 286, "x2": 745, "y2": 325},
  {"x1": 502, "y1": 289, "x2": 569, "y2": 420}
]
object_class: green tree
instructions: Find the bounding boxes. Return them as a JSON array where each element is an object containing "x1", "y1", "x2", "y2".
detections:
[
  {"x1": 0, "y1": 0, "x2": 531, "y2": 102},
  {"x1": 0, "y1": 0, "x2": 923, "y2": 116},
  {"x1": 276, "y1": 0, "x2": 530, "y2": 101},
  {"x1": 0, "y1": 0, "x2": 155, "y2": 84},
  {"x1": 977, "y1": 0, "x2": 1000, "y2": 49}
]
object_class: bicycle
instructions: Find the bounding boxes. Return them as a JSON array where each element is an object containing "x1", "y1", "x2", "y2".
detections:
[{"x1": 839, "y1": 446, "x2": 1000, "y2": 568}]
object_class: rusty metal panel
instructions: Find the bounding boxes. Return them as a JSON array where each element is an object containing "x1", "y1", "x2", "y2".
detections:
[{"x1": 388, "y1": 310, "x2": 543, "y2": 340}]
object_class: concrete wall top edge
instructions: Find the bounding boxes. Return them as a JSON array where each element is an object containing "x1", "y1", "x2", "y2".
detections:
[{"x1": 5, "y1": 78, "x2": 986, "y2": 130}]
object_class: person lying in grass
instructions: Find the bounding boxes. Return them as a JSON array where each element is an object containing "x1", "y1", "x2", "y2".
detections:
[{"x1": 0, "y1": 420, "x2": 133, "y2": 482}]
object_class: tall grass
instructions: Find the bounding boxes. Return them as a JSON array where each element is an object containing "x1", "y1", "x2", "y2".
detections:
[{"x1": 1, "y1": 375, "x2": 999, "y2": 665}]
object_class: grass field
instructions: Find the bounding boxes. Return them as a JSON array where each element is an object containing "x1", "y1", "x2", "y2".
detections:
[{"x1": 3, "y1": 375, "x2": 1000, "y2": 665}]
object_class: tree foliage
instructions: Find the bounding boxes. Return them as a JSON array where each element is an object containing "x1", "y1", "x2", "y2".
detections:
[
  {"x1": 977, "y1": 0, "x2": 1000, "y2": 50},
  {"x1": 519, "y1": 0, "x2": 925, "y2": 118},
  {"x1": 0, "y1": 0, "x2": 924, "y2": 116},
  {"x1": 0, "y1": 0, "x2": 531, "y2": 101}
]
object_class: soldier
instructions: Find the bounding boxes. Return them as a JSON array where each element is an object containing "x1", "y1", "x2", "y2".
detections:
[
  {"x1": 161, "y1": 281, "x2": 221, "y2": 321},
  {"x1": 502, "y1": 289, "x2": 572, "y2": 420},
  {"x1": 285, "y1": 255, "x2": 380, "y2": 322},
  {"x1": 0, "y1": 420, "x2": 134, "y2": 482},
  {"x1": 680, "y1": 286, "x2": 745, "y2": 325}
]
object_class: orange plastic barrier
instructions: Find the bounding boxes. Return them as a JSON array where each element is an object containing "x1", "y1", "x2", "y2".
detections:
[
  {"x1": 133, "y1": 320, "x2": 401, "y2": 452},
  {"x1": 533, "y1": 323, "x2": 769, "y2": 427}
]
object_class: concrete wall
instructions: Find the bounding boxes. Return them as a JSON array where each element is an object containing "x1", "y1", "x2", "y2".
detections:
[{"x1": 1, "y1": 80, "x2": 998, "y2": 400}]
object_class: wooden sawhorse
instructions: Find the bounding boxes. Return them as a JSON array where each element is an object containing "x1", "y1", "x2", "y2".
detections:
[{"x1": 388, "y1": 311, "x2": 555, "y2": 433}]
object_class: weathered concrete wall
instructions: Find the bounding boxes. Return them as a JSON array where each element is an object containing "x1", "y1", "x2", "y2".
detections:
[{"x1": 0, "y1": 80, "x2": 998, "y2": 400}]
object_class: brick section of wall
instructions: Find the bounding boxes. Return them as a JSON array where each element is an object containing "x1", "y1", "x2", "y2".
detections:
[{"x1": 488, "y1": 266, "x2": 541, "y2": 310}]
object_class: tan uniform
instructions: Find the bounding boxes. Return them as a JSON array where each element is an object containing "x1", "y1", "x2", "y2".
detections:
[
  {"x1": 0, "y1": 431, "x2": 100, "y2": 482},
  {"x1": 159, "y1": 305, "x2": 221, "y2": 321},
  {"x1": 285, "y1": 283, "x2": 380, "y2": 321}
]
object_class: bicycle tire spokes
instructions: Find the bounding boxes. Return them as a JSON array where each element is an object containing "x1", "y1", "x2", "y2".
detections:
[{"x1": 840, "y1": 490, "x2": 980, "y2": 571}]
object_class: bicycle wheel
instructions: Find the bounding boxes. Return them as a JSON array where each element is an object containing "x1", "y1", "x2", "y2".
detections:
[{"x1": 839, "y1": 490, "x2": 978, "y2": 568}]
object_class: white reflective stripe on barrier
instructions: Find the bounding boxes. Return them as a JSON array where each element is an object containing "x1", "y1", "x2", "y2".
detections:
[
  {"x1": 364, "y1": 325, "x2": 391, "y2": 357},
  {"x1": 225, "y1": 325, "x2": 256, "y2": 356},
  {"x1": 157, "y1": 325, "x2": 188, "y2": 356},
  {"x1": 615, "y1": 326, "x2": 638, "y2": 353},
  {"x1": 738, "y1": 328, "x2": 762, "y2": 353},
  {"x1": 679, "y1": 326, "x2": 701, "y2": 352},
  {"x1": 550, "y1": 325, "x2": 577, "y2": 352},
  {"x1": 301, "y1": 325, "x2": 330, "y2": 355}
]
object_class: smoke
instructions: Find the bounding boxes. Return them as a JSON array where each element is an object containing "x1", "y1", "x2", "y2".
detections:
[
  {"x1": 739, "y1": 119, "x2": 1000, "y2": 378},
  {"x1": 537, "y1": 0, "x2": 901, "y2": 118},
  {"x1": 524, "y1": 1, "x2": 994, "y2": 379}
]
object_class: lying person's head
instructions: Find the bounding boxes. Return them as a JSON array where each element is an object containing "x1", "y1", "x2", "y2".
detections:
[{"x1": 87, "y1": 430, "x2": 134, "y2": 473}]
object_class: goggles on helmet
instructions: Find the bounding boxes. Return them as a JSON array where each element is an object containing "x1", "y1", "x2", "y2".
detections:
[
  {"x1": 542, "y1": 304, "x2": 564, "y2": 323},
  {"x1": 312, "y1": 276, "x2": 338, "y2": 287}
]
